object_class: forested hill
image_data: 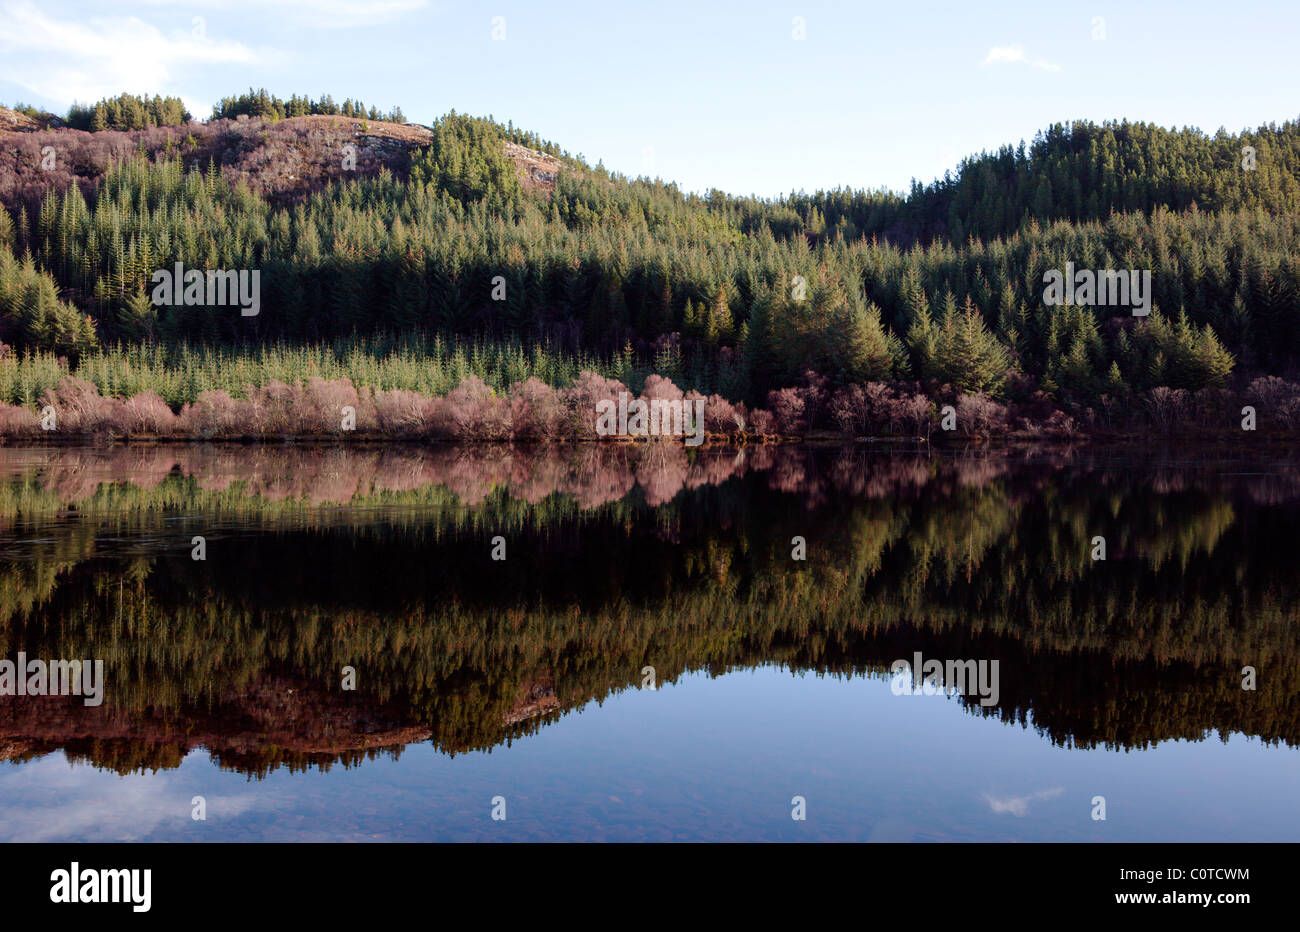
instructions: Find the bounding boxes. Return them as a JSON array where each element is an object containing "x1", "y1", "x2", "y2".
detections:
[
  {"x1": 1, "y1": 94, "x2": 1299, "y2": 411},
  {"x1": 858, "y1": 119, "x2": 1300, "y2": 243}
]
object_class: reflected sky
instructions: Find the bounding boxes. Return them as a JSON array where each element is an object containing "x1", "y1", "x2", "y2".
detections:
[{"x1": 3, "y1": 666, "x2": 1297, "y2": 842}]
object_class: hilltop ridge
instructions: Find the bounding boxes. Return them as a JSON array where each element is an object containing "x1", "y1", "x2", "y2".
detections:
[{"x1": 0, "y1": 107, "x2": 569, "y2": 210}]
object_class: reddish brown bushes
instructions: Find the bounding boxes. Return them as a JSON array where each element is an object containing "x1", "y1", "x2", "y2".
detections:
[
  {"x1": 748, "y1": 407, "x2": 777, "y2": 436},
  {"x1": 509, "y1": 377, "x2": 564, "y2": 440},
  {"x1": 828, "y1": 382, "x2": 934, "y2": 437},
  {"x1": 12, "y1": 369, "x2": 1300, "y2": 443},
  {"x1": 767, "y1": 387, "x2": 806, "y2": 435},
  {"x1": 441, "y1": 376, "x2": 511, "y2": 440},
  {"x1": 955, "y1": 393, "x2": 1008, "y2": 437},
  {"x1": 0, "y1": 403, "x2": 38, "y2": 436},
  {"x1": 117, "y1": 391, "x2": 176, "y2": 434},
  {"x1": 703, "y1": 394, "x2": 739, "y2": 434},
  {"x1": 0, "y1": 371, "x2": 779, "y2": 443},
  {"x1": 1248, "y1": 377, "x2": 1300, "y2": 429},
  {"x1": 181, "y1": 389, "x2": 246, "y2": 438},
  {"x1": 560, "y1": 371, "x2": 629, "y2": 439},
  {"x1": 39, "y1": 377, "x2": 120, "y2": 435},
  {"x1": 374, "y1": 389, "x2": 438, "y2": 437}
]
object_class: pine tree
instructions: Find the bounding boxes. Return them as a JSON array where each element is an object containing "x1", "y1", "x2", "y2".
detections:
[
  {"x1": 841, "y1": 301, "x2": 896, "y2": 382},
  {"x1": 935, "y1": 296, "x2": 1010, "y2": 395},
  {"x1": 905, "y1": 302, "x2": 938, "y2": 381},
  {"x1": 705, "y1": 285, "x2": 733, "y2": 344}
]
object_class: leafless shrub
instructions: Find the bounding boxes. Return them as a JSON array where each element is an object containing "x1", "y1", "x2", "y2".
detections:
[
  {"x1": 38, "y1": 377, "x2": 119, "y2": 435},
  {"x1": 1145, "y1": 386, "x2": 1190, "y2": 432},
  {"x1": 0, "y1": 404, "x2": 39, "y2": 436},
  {"x1": 896, "y1": 393, "x2": 933, "y2": 439},
  {"x1": 640, "y1": 373, "x2": 684, "y2": 403},
  {"x1": 441, "y1": 376, "x2": 510, "y2": 440},
  {"x1": 767, "y1": 387, "x2": 806, "y2": 435},
  {"x1": 374, "y1": 389, "x2": 438, "y2": 437},
  {"x1": 115, "y1": 391, "x2": 178, "y2": 435},
  {"x1": 748, "y1": 407, "x2": 776, "y2": 436},
  {"x1": 955, "y1": 393, "x2": 1007, "y2": 436},
  {"x1": 1247, "y1": 376, "x2": 1300, "y2": 428},
  {"x1": 180, "y1": 389, "x2": 250, "y2": 438},
  {"x1": 703, "y1": 394, "x2": 737, "y2": 434},
  {"x1": 509, "y1": 377, "x2": 564, "y2": 440},
  {"x1": 830, "y1": 384, "x2": 867, "y2": 434},
  {"x1": 561, "y1": 370, "x2": 629, "y2": 439}
]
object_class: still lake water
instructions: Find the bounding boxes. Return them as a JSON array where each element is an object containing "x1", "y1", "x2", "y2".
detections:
[{"x1": 0, "y1": 442, "x2": 1297, "y2": 842}]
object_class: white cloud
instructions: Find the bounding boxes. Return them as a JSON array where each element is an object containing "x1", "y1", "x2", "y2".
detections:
[
  {"x1": 0, "y1": 0, "x2": 257, "y2": 108},
  {"x1": 981, "y1": 45, "x2": 1062, "y2": 73},
  {"x1": 983, "y1": 786, "x2": 1065, "y2": 817},
  {"x1": 0, "y1": 751, "x2": 280, "y2": 842}
]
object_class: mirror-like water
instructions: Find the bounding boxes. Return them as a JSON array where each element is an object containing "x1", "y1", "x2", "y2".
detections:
[{"x1": 1, "y1": 443, "x2": 1297, "y2": 841}]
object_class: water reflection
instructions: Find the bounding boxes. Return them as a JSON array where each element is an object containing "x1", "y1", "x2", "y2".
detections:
[{"x1": 1, "y1": 442, "x2": 1298, "y2": 786}]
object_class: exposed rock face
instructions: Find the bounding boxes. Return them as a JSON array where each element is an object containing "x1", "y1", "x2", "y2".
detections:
[
  {"x1": 0, "y1": 106, "x2": 43, "y2": 132},
  {"x1": 504, "y1": 141, "x2": 562, "y2": 192}
]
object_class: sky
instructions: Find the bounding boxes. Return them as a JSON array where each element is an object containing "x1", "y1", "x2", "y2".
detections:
[{"x1": 0, "y1": 0, "x2": 1296, "y2": 198}]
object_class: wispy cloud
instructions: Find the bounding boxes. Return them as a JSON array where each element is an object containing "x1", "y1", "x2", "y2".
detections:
[
  {"x1": 0, "y1": 752, "x2": 281, "y2": 842},
  {"x1": 981, "y1": 45, "x2": 1062, "y2": 73},
  {"x1": 983, "y1": 786, "x2": 1065, "y2": 817},
  {"x1": 0, "y1": 0, "x2": 257, "y2": 108}
]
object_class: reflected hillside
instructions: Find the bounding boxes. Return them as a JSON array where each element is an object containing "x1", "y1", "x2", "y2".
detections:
[{"x1": 1, "y1": 443, "x2": 1299, "y2": 776}]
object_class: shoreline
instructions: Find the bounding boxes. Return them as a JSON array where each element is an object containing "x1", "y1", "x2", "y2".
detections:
[{"x1": 2, "y1": 430, "x2": 1296, "y2": 448}]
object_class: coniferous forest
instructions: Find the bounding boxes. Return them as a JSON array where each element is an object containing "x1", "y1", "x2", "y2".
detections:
[{"x1": 1, "y1": 95, "x2": 1299, "y2": 439}]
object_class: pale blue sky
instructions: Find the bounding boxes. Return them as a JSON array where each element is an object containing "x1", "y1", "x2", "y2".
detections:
[{"x1": 1, "y1": 0, "x2": 1296, "y2": 197}]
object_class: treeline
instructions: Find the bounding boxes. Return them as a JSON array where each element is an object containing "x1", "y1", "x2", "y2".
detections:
[
  {"x1": 4, "y1": 110, "x2": 1300, "y2": 413},
  {"x1": 211, "y1": 87, "x2": 404, "y2": 124},
  {"x1": 65, "y1": 93, "x2": 191, "y2": 131},
  {"x1": 779, "y1": 118, "x2": 1300, "y2": 243}
]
